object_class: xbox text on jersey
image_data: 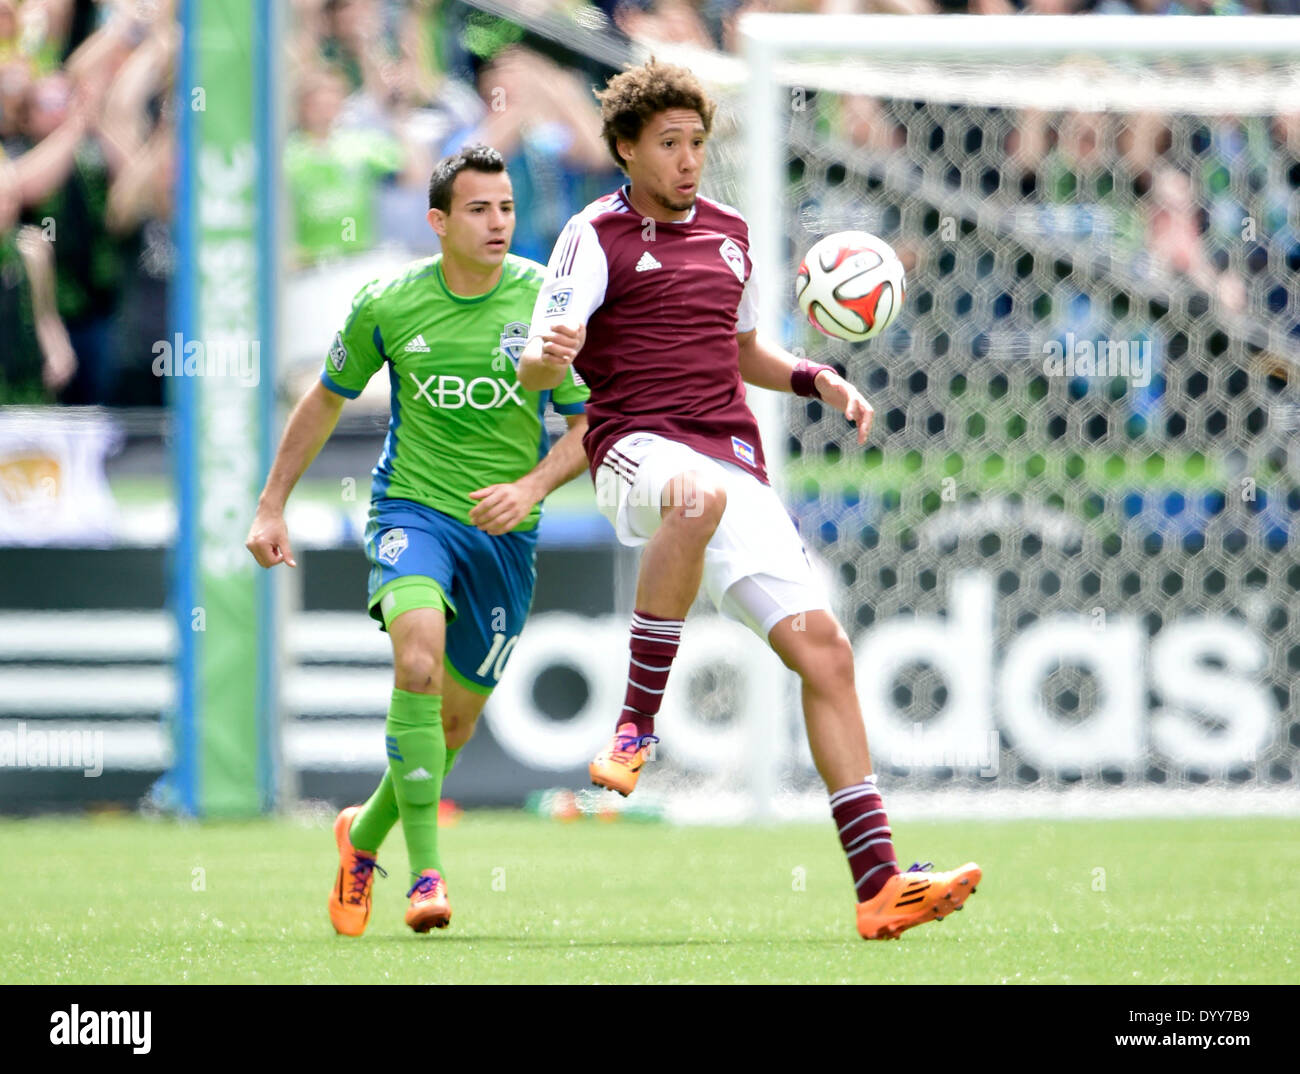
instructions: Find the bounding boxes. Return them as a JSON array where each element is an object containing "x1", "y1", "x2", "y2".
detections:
[{"x1": 408, "y1": 374, "x2": 526, "y2": 410}]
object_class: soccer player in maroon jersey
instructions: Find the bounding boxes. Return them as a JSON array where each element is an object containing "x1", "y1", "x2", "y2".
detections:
[{"x1": 518, "y1": 60, "x2": 980, "y2": 940}]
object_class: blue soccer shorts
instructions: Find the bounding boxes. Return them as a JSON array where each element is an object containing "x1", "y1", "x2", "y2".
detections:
[{"x1": 363, "y1": 498, "x2": 538, "y2": 695}]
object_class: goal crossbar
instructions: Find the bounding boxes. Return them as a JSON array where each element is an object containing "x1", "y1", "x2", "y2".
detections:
[{"x1": 739, "y1": 13, "x2": 1300, "y2": 58}]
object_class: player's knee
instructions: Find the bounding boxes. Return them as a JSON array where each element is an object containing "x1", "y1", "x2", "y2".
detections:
[
  {"x1": 665, "y1": 472, "x2": 726, "y2": 535},
  {"x1": 693, "y1": 483, "x2": 727, "y2": 528},
  {"x1": 816, "y1": 628, "x2": 857, "y2": 691},
  {"x1": 443, "y1": 711, "x2": 480, "y2": 751},
  {"x1": 782, "y1": 615, "x2": 855, "y2": 689},
  {"x1": 393, "y1": 648, "x2": 441, "y2": 692}
]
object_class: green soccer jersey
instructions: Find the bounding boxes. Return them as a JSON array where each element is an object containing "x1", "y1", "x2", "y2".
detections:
[{"x1": 320, "y1": 254, "x2": 588, "y2": 531}]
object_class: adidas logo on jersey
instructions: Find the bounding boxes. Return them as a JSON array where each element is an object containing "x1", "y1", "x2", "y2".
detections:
[
  {"x1": 403, "y1": 767, "x2": 433, "y2": 781},
  {"x1": 635, "y1": 251, "x2": 661, "y2": 272},
  {"x1": 405, "y1": 334, "x2": 431, "y2": 352}
]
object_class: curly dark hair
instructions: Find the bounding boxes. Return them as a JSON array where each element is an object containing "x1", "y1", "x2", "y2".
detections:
[
  {"x1": 427, "y1": 144, "x2": 506, "y2": 212},
  {"x1": 594, "y1": 59, "x2": 716, "y2": 172}
]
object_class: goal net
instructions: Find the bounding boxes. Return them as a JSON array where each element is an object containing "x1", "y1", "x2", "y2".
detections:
[{"x1": 645, "y1": 15, "x2": 1300, "y2": 816}]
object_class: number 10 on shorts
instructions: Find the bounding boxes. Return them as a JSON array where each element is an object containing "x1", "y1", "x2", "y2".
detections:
[{"x1": 476, "y1": 633, "x2": 519, "y2": 681}]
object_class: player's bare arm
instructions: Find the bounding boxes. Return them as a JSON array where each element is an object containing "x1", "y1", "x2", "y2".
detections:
[
  {"x1": 468, "y1": 413, "x2": 590, "y2": 536},
  {"x1": 517, "y1": 322, "x2": 585, "y2": 391},
  {"x1": 245, "y1": 380, "x2": 345, "y2": 568},
  {"x1": 15, "y1": 225, "x2": 77, "y2": 393},
  {"x1": 735, "y1": 329, "x2": 874, "y2": 445}
]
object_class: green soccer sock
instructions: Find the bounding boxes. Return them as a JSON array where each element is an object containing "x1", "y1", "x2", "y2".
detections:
[
  {"x1": 385, "y1": 688, "x2": 446, "y2": 885},
  {"x1": 350, "y1": 743, "x2": 462, "y2": 853},
  {"x1": 348, "y1": 770, "x2": 399, "y2": 854}
]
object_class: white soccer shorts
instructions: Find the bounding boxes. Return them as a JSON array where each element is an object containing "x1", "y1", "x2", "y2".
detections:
[{"x1": 595, "y1": 431, "x2": 829, "y2": 641}]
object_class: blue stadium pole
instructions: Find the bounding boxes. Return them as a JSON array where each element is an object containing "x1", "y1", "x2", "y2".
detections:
[
  {"x1": 166, "y1": 0, "x2": 200, "y2": 817},
  {"x1": 253, "y1": 0, "x2": 280, "y2": 812},
  {"x1": 162, "y1": 0, "x2": 280, "y2": 816}
]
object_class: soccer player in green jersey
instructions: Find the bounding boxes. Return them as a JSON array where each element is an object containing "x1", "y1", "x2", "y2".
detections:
[{"x1": 246, "y1": 145, "x2": 588, "y2": 935}]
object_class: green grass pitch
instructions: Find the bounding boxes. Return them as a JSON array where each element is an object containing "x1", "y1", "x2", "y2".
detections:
[{"x1": 3, "y1": 813, "x2": 1297, "y2": 984}]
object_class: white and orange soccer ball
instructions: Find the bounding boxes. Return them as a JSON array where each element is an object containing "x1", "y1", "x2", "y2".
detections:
[{"x1": 796, "y1": 231, "x2": 906, "y2": 343}]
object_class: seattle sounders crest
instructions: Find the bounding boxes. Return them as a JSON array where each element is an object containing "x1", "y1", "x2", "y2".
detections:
[{"x1": 499, "y1": 322, "x2": 530, "y2": 369}]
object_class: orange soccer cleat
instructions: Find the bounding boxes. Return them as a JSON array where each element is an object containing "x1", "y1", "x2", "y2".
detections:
[
  {"x1": 329, "y1": 805, "x2": 387, "y2": 937},
  {"x1": 856, "y1": 861, "x2": 982, "y2": 941},
  {"x1": 404, "y1": 869, "x2": 453, "y2": 933},
  {"x1": 589, "y1": 723, "x2": 659, "y2": 797}
]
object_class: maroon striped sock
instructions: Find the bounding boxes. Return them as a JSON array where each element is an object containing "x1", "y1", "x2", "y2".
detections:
[
  {"x1": 830, "y1": 776, "x2": 900, "y2": 902},
  {"x1": 620, "y1": 611, "x2": 683, "y2": 737}
]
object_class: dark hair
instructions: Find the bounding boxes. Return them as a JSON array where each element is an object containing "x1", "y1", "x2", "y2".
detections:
[
  {"x1": 594, "y1": 59, "x2": 716, "y2": 172},
  {"x1": 427, "y1": 144, "x2": 507, "y2": 212}
]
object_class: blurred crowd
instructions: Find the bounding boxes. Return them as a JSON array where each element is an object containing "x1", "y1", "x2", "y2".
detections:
[
  {"x1": 1, "y1": 0, "x2": 174, "y2": 406},
  {"x1": 283, "y1": 0, "x2": 619, "y2": 267},
  {"x1": 2, "y1": 0, "x2": 1296, "y2": 406}
]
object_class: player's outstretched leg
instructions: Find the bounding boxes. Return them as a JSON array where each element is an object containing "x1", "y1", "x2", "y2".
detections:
[
  {"x1": 387, "y1": 606, "x2": 451, "y2": 932},
  {"x1": 768, "y1": 610, "x2": 981, "y2": 939},
  {"x1": 590, "y1": 469, "x2": 725, "y2": 796},
  {"x1": 328, "y1": 804, "x2": 388, "y2": 936}
]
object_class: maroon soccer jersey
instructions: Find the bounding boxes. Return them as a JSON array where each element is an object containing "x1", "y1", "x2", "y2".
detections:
[{"x1": 528, "y1": 186, "x2": 767, "y2": 483}]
